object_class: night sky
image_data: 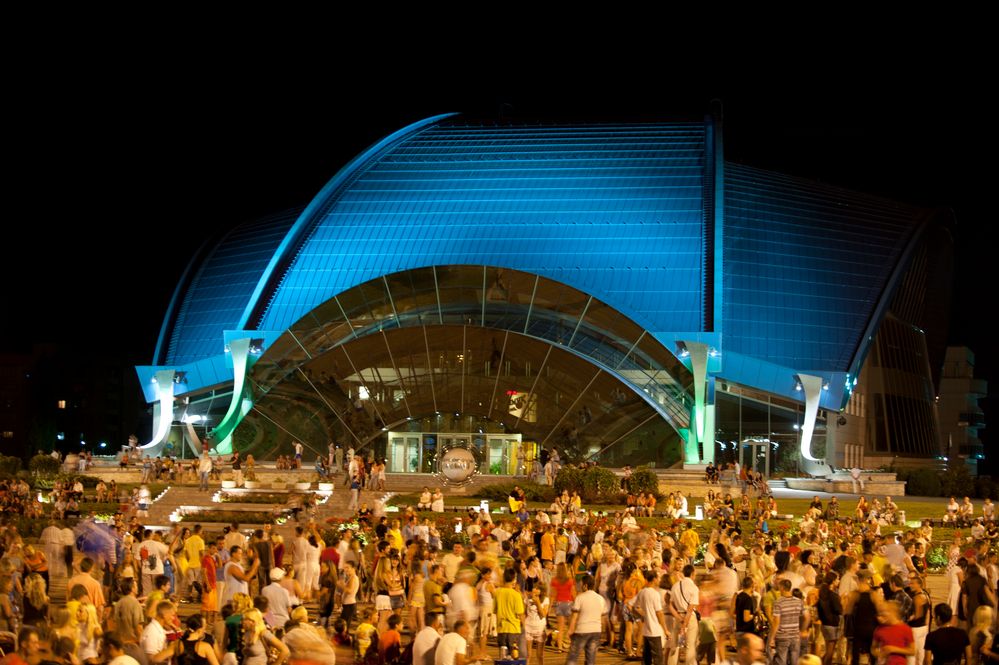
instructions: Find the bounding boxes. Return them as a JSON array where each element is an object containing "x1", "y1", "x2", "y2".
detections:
[{"x1": 3, "y1": 55, "x2": 991, "y2": 452}]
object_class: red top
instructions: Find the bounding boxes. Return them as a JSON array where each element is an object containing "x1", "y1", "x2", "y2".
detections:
[
  {"x1": 551, "y1": 577, "x2": 575, "y2": 602},
  {"x1": 874, "y1": 622, "x2": 914, "y2": 665},
  {"x1": 201, "y1": 554, "x2": 217, "y2": 589}
]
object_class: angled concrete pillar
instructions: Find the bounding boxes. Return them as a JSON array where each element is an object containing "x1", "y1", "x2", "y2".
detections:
[
  {"x1": 211, "y1": 337, "x2": 254, "y2": 455},
  {"x1": 798, "y1": 373, "x2": 832, "y2": 476},
  {"x1": 683, "y1": 341, "x2": 709, "y2": 464},
  {"x1": 139, "y1": 369, "x2": 176, "y2": 455}
]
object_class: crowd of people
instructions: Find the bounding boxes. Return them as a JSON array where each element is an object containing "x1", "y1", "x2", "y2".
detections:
[{"x1": 6, "y1": 449, "x2": 999, "y2": 665}]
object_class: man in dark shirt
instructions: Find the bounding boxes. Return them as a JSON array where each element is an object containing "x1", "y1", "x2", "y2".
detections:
[
  {"x1": 961, "y1": 561, "x2": 995, "y2": 623},
  {"x1": 924, "y1": 604, "x2": 971, "y2": 665},
  {"x1": 734, "y1": 577, "x2": 758, "y2": 635},
  {"x1": 889, "y1": 575, "x2": 914, "y2": 623}
]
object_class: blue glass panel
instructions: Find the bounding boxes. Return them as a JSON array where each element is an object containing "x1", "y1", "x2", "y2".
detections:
[
  {"x1": 259, "y1": 122, "x2": 708, "y2": 339},
  {"x1": 723, "y1": 165, "x2": 920, "y2": 371},
  {"x1": 166, "y1": 209, "x2": 300, "y2": 365}
]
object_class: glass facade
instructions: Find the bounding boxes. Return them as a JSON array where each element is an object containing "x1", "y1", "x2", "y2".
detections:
[
  {"x1": 724, "y1": 164, "x2": 921, "y2": 371},
  {"x1": 250, "y1": 266, "x2": 693, "y2": 435},
  {"x1": 386, "y1": 430, "x2": 528, "y2": 475},
  {"x1": 713, "y1": 383, "x2": 826, "y2": 478},
  {"x1": 233, "y1": 322, "x2": 683, "y2": 468}
]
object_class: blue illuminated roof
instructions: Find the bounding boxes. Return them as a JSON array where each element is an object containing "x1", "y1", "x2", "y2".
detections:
[
  {"x1": 723, "y1": 164, "x2": 923, "y2": 371},
  {"x1": 255, "y1": 121, "x2": 709, "y2": 338},
  {"x1": 160, "y1": 209, "x2": 300, "y2": 365},
  {"x1": 155, "y1": 114, "x2": 932, "y2": 406}
]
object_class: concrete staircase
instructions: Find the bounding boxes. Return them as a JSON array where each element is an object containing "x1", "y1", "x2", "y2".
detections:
[{"x1": 142, "y1": 484, "x2": 360, "y2": 539}]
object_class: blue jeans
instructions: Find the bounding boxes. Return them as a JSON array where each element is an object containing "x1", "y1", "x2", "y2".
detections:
[
  {"x1": 199, "y1": 471, "x2": 209, "y2": 491},
  {"x1": 773, "y1": 637, "x2": 800, "y2": 665},
  {"x1": 566, "y1": 632, "x2": 601, "y2": 665}
]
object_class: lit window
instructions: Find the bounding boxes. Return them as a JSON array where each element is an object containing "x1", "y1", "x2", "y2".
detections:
[
  {"x1": 57, "y1": 400, "x2": 66, "y2": 409},
  {"x1": 1, "y1": 431, "x2": 12, "y2": 439}
]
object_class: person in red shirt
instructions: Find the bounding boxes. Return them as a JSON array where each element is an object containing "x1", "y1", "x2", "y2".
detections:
[
  {"x1": 200, "y1": 543, "x2": 218, "y2": 625},
  {"x1": 378, "y1": 613, "x2": 403, "y2": 662},
  {"x1": 873, "y1": 601, "x2": 915, "y2": 665}
]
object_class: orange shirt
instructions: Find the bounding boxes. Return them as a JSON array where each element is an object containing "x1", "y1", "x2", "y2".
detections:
[{"x1": 540, "y1": 532, "x2": 555, "y2": 561}]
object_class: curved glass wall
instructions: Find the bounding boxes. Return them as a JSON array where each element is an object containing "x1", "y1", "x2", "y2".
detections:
[
  {"x1": 235, "y1": 325, "x2": 683, "y2": 467},
  {"x1": 251, "y1": 266, "x2": 694, "y2": 436}
]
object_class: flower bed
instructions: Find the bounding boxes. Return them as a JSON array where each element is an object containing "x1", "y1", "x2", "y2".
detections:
[{"x1": 176, "y1": 509, "x2": 279, "y2": 523}]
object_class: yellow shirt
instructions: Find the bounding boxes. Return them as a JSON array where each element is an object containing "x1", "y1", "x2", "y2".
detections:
[
  {"x1": 184, "y1": 535, "x2": 205, "y2": 569},
  {"x1": 870, "y1": 554, "x2": 889, "y2": 586},
  {"x1": 541, "y1": 532, "x2": 555, "y2": 561},
  {"x1": 680, "y1": 529, "x2": 700, "y2": 553},
  {"x1": 387, "y1": 528, "x2": 404, "y2": 552},
  {"x1": 495, "y1": 586, "x2": 525, "y2": 634}
]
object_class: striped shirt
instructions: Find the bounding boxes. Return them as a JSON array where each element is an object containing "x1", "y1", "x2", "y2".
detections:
[{"x1": 773, "y1": 595, "x2": 805, "y2": 639}]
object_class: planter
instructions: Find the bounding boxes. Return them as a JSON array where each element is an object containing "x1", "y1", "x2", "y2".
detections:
[
  {"x1": 318, "y1": 482, "x2": 335, "y2": 492},
  {"x1": 271, "y1": 482, "x2": 287, "y2": 490},
  {"x1": 295, "y1": 482, "x2": 312, "y2": 490},
  {"x1": 244, "y1": 481, "x2": 261, "y2": 489},
  {"x1": 221, "y1": 480, "x2": 237, "y2": 489}
]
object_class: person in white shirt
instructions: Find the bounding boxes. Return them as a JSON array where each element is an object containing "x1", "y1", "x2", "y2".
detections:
[
  {"x1": 290, "y1": 526, "x2": 310, "y2": 587},
  {"x1": 730, "y1": 535, "x2": 749, "y2": 578},
  {"x1": 139, "y1": 531, "x2": 169, "y2": 597},
  {"x1": 414, "y1": 613, "x2": 444, "y2": 665},
  {"x1": 198, "y1": 453, "x2": 213, "y2": 492},
  {"x1": 262, "y1": 568, "x2": 292, "y2": 627},
  {"x1": 714, "y1": 559, "x2": 740, "y2": 600},
  {"x1": 621, "y1": 509, "x2": 639, "y2": 532},
  {"x1": 445, "y1": 575, "x2": 478, "y2": 632},
  {"x1": 41, "y1": 521, "x2": 66, "y2": 577},
  {"x1": 567, "y1": 574, "x2": 607, "y2": 665},
  {"x1": 441, "y1": 544, "x2": 464, "y2": 584},
  {"x1": 141, "y1": 600, "x2": 178, "y2": 663},
  {"x1": 669, "y1": 565, "x2": 700, "y2": 665},
  {"x1": 635, "y1": 570, "x2": 669, "y2": 665},
  {"x1": 435, "y1": 619, "x2": 472, "y2": 665}
]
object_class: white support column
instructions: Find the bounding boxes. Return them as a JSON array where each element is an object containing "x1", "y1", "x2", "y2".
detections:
[
  {"x1": 139, "y1": 369, "x2": 176, "y2": 454},
  {"x1": 213, "y1": 337, "x2": 253, "y2": 455},
  {"x1": 798, "y1": 373, "x2": 831, "y2": 477},
  {"x1": 684, "y1": 342, "x2": 708, "y2": 464}
]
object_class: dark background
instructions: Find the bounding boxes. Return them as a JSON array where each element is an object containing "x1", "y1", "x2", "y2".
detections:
[{"x1": 2, "y1": 51, "x2": 992, "y2": 462}]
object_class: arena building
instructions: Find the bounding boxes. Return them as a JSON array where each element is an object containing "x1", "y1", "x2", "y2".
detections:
[{"x1": 136, "y1": 112, "x2": 954, "y2": 478}]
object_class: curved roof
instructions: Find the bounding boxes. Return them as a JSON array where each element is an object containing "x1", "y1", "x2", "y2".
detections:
[
  {"x1": 158, "y1": 115, "x2": 930, "y2": 393},
  {"x1": 158, "y1": 208, "x2": 300, "y2": 365},
  {"x1": 723, "y1": 163, "x2": 926, "y2": 371}
]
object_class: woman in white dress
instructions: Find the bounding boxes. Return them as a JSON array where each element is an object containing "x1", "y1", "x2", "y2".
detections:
[
  {"x1": 431, "y1": 488, "x2": 445, "y2": 513},
  {"x1": 947, "y1": 558, "x2": 966, "y2": 616},
  {"x1": 304, "y1": 532, "x2": 322, "y2": 599}
]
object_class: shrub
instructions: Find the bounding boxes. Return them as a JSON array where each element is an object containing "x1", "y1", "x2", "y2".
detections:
[
  {"x1": 0, "y1": 455, "x2": 21, "y2": 476},
  {"x1": 940, "y1": 465, "x2": 975, "y2": 498},
  {"x1": 29, "y1": 454, "x2": 62, "y2": 477},
  {"x1": 57, "y1": 474, "x2": 103, "y2": 488},
  {"x1": 629, "y1": 467, "x2": 661, "y2": 498},
  {"x1": 555, "y1": 466, "x2": 621, "y2": 503},
  {"x1": 926, "y1": 545, "x2": 948, "y2": 570},
  {"x1": 975, "y1": 476, "x2": 997, "y2": 500},
  {"x1": 904, "y1": 468, "x2": 942, "y2": 497}
]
